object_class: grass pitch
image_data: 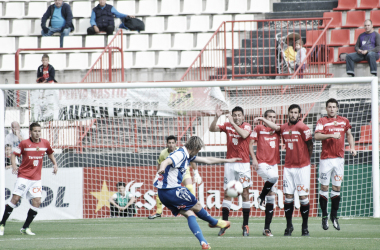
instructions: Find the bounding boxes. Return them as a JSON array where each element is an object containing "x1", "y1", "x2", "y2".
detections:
[{"x1": 0, "y1": 217, "x2": 379, "y2": 249}]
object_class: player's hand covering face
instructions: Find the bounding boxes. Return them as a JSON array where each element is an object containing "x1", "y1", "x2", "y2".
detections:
[
  {"x1": 288, "y1": 108, "x2": 300, "y2": 125},
  {"x1": 232, "y1": 111, "x2": 244, "y2": 126}
]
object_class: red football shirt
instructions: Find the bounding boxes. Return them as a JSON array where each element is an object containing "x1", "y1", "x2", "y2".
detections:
[
  {"x1": 315, "y1": 116, "x2": 352, "y2": 159},
  {"x1": 42, "y1": 65, "x2": 54, "y2": 83},
  {"x1": 250, "y1": 125, "x2": 280, "y2": 165},
  {"x1": 13, "y1": 138, "x2": 54, "y2": 180},
  {"x1": 218, "y1": 122, "x2": 251, "y2": 163},
  {"x1": 280, "y1": 121, "x2": 312, "y2": 168}
]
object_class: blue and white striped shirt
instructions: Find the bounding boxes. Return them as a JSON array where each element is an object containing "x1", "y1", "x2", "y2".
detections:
[{"x1": 154, "y1": 147, "x2": 196, "y2": 189}]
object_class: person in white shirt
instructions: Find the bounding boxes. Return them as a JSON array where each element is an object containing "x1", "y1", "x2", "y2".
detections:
[{"x1": 5, "y1": 122, "x2": 28, "y2": 150}]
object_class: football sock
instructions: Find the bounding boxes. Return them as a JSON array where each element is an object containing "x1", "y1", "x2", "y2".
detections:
[
  {"x1": 319, "y1": 190, "x2": 329, "y2": 217},
  {"x1": 156, "y1": 196, "x2": 163, "y2": 214},
  {"x1": 330, "y1": 190, "x2": 341, "y2": 218},
  {"x1": 259, "y1": 181, "x2": 275, "y2": 200},
  {"x1": 22, "y1": 207, "x2": 38, "y2": 229},
  {"x1": 264, "y1": 196, "x2": 275, "y2": 230},
  {"x1": 242, "y1": 202, "x2": 250, "y2": 226},
  {"x1": 0, "y1": 204, "x2": 15, "y2": 226},
  {"x1": 264, "y1": 203, "x2": 274, "y2": 230},
  {"x1": 221, "y1": 200, "x2": 232, "y2": 221},
  {"x1": 284, "y1": 199, "x2": 294, "y2": 228},
  {"x1": 195, "y1": 208, "x2": 218, "y2": 226},
  {"x1": 300, "y1": 198, "x2": 310, "y2": 229},
  {"x1": 185, "y1": 184, "x2": 195, "y2": 196},
  {"x1": 187, "y1": 215, "x2": 207, "y2": 245}
]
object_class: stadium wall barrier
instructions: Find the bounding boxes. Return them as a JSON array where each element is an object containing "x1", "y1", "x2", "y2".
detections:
[{"x1": 4, "y1": 168, "x2": 83, "y2": 220}]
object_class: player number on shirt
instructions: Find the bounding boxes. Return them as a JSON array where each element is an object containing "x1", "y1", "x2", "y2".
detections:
[
  {"x1": 270, "y1": 141, "x2": 276, "y2": 149},
  {"x1": 232, "y1": 138, "x2": 238, "y2": 145},
  {"x1": 288, "y1": 142, "x2": 293, "y2": 150},
  {"x1": 33, "y1": 160, "x2": 39, "y2": 167}
]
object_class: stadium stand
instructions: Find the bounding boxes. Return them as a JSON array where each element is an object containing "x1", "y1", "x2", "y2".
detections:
[
  {"x1": 182, "y1": 0, "x2": 202, "y2": 15},
  {"x1": 188, "y1": 15, "x2": 211, "y2": 32},
  {"x1": 171, "y1": 33, "x2": 194, "y2": 50},
  {"x1": 320, "y1": 12, "x2": 342, "y2": 29},
  {"x1": 356, "y1": 0, "x2": 378, "y2": 10},
  {"x1": 137, "y1": 0, "x2": 158, "y2": 16},
  {"x1": 160, "y1": 0, "x2": 180, "y2": 16},
  {"x1": 150, "y1": 34, "x2": 171, "y2": 50},
  {"x1": 203, "y1": 0, "x2": 226, "y2": 14},
  {"x1": 370, "y1": 10, "x2": 380, "y2": 27},
  {"x1": 342, "y1": 11, "x2": 366, "y2": 28},
  {"x1": 333, "y1": 0, "x2": 357, "y2": 11},
  {"x1": 351, "y1": 28, "x2": 366, "y2": 45},
  {"x1": 329, "y1": 29, "x2": 350, "y2": 47},
  {"x1": 166, "y1": 16, "x2": 187, "y2": 33}
]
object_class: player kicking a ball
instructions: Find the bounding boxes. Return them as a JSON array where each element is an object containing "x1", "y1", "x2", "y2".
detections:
[
  {"x1": 209, "y1": 105, "x2": 252, "y2": 237},
  {"x1": 315, "y1": 98, "x2": 356, "y2": 231},
  {"x1": 149, "y1": 135, "x2": 202, "y2": 219},
  {"x1": 249, "y1": 109, "x2": 280, "y2": 237},
  {"x1": 255, "y1": 104, "x2": 313, "y2": 236},
  {"x1": 154, "y1": 136, "x2": 239, "y2": 249},
  {"x1": 0, "y1": 123, "x2": 58, "y2": 236}
]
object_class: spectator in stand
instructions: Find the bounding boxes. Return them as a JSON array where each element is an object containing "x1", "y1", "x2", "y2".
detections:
[
  {"x1": 109, "y1": 182, "x2": 136, "y2": 217},
  {"x1": 346, "y1": 20, "x2": 380, "y2": 77},
  {"x1": 5, "y1": 144, "x2": 12, "y2": 169},
  {"x1": 5, "y1": 122, "x2": 28, "y2": 150},
  {"x1": 87, "y1": 0, "x2": 135, "y2": 35},
  {"x1": 36, "y1": 54, "x2": 57, "y2": 83},
  {"x1": 41, "y1": 0, "x2": 74, "y2": 48},
  {"x1": 295, "y1": 39, "x2": 307, "y2": 78}
]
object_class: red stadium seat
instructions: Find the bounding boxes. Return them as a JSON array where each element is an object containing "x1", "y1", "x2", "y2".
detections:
[
  {"x1": 304, "y1": 30, "x2": 324, "y2": 47},
  {"x1": 320, "y1": 12, "x2": 342, "y2": 29},
  {"x1": 370, "y1": 10, "x2": 380, "y2": 27},
  {"x1": 333, "y1": 0, "x2": 357, "y2": 10},
  {"x1": 351, "y1": 28, "x2": 365, "y2": 45},
  {"x1": 329, "y1": 29, "x2": 350, "y2": 46},
  {"x1": 333, "y1": 46, "x2": 356, "y2": 64},
  {"x1": 342, "y1": 11, "x2": 366, "y2": 28},
  {"x1": 356, "y1": 0, "x2": 378, "y2": 10}
]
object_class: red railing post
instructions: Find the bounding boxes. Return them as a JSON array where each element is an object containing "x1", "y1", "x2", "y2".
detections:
[
  {"x1": 120, "y1": 29, "x2": 125, "y2": 82},
  {"x1": 108, "y1": 48, "x2": 112, "y2": 82},
  {"x1": 231, "y1": 23, "x2": 235, "y2": 80}
]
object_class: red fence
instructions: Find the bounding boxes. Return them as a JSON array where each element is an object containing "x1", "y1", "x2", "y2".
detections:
[{"x1": 181, "y1": 18, "x2": 333, "y2": 81}]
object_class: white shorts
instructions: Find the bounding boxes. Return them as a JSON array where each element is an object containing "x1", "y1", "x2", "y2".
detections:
[
  {"x1": 12, "y1": 177, "x2": 42, "y2": 200},
  {"x1": 256, "y1": 163, "x2": 279, "y2": 192},
  {"x1": 223, "y1": 162, "x2": 252, "y2": 190},
  {"x1": 283, "y1": 165, "x2": 310, "y2": 196},
  {"x1": 319, "y1": 158, "x2": 344, "y2": 187}
]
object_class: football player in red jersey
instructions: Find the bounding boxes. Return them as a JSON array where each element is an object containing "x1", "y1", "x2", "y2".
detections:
[
  {"x1": 209, "y1": 104, "x2": 252, "y2": 237},
  {"x1": 249, "y1": 109, "x2": 280, "y2": 236},
  {"x1": 255, "y1": 104, "x2": 313, "y2": 237},
  {"x1": 0, "y1": 123, "x2": 58, "y2": 236},
  {"x1": 315, "y1": 98, "x2": 356, "y2": 231}
]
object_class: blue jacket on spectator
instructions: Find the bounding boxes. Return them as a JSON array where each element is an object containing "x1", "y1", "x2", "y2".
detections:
[{"x1": 41, "y1": 3, "x2": 74, "y2": 32}]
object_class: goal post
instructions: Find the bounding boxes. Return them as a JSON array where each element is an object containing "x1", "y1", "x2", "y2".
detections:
[{"x1": 0, "y1": 77, "x2": 378, "y2": 219}]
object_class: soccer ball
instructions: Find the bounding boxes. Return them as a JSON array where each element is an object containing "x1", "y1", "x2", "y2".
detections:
[{"x1": 226, "y1": 180, "x2": 243, "y2": 198}]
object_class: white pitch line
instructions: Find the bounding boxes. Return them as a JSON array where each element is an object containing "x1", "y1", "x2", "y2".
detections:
[{"x1": 1, "y1": 236, "x2": 380, "y2": 242}]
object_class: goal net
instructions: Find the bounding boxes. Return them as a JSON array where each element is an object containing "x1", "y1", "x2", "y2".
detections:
[{"x1": 1, "y1": 78, "x2": 378, "y2": 220}]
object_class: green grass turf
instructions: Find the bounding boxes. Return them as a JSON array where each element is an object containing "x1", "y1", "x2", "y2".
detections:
[{"x1": 0, "y1": 217, "x2": 379, "y2": 249}]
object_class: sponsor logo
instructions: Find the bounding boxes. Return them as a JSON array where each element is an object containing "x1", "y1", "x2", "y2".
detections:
[
  {"x1": 334, "y1": 175, "x2": 343, "y2": 182},
  {"x1": 33, "y1": 187, "x2": 42, "y2": 193},
  {"x1": 239, "y1": 176, "x2": 250, "y2": 184},
  {"x1": 288, "y1": 130, "x2": 292, "y2": 136},
  {"x1": 269, "y1": 210, "x2": 273, "y2": 213},
  {"x1": 302, "y1": 210, "x2": 309, "y2": 214},
  {"x1": 18, "y1": 184, "x2": 26, "y2": 191},
  {"x1": 304, "y1": 129, "x2": 312, "y2": 139},
  {"x1": 283, "y1": 180, "x2": 288, "y2": 188},
  {"x1": 244, "y1": 125, "x2": 250, "y2": 130},
  {"x1": 297, "y1": 185, "x2": 306, "y2": 192},
  {"x1": 224, "y1": 177, "x2": 228, "y2": 184},
  {"x1": 36, "y1": 147, "x2": 40, "y2": 151},
  {"x1": 269, "y1": 131, "x2": 274, "y2": 135},
  {"x1": 177, "y1": 205, "x2": 187, "y2": 209},
  {"x1": 320, "y1": 173, "x2": 328, "y2": 180},
  {"x1": 158, "y1": 175, "x2": 164, "y2": 181},
  {"x1": 334, "y1": 121, "x2": 337, "y2": 126}
]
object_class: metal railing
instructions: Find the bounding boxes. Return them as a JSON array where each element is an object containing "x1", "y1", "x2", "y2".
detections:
[
  {"x1": 81, "y1": 29, "x2": 124, "y2": 83},
  {"x1": 181, "y1": 18, "x2": 333, "y2": 81}
]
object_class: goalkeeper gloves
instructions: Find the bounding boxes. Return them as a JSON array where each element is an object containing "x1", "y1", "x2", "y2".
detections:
[{"x1": 193, "y1": 169, "x2": 202, "y2": 184}]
